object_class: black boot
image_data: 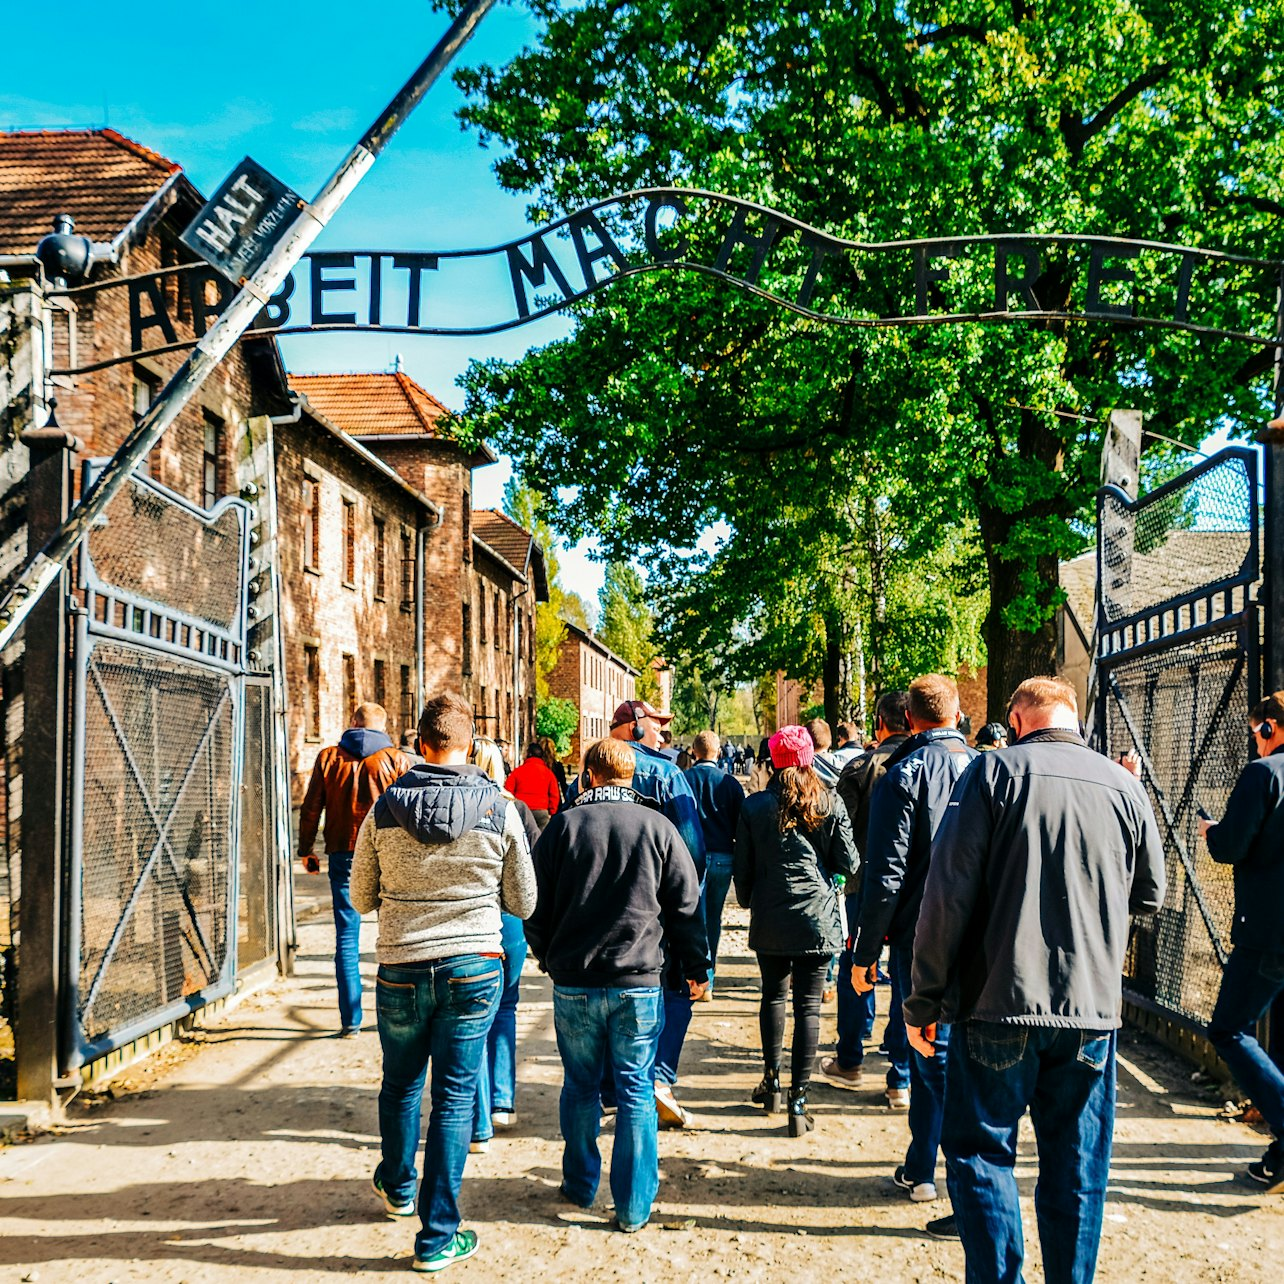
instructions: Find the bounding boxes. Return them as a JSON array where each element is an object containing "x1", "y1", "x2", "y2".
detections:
[
  {"x1": 752, "y1": 1068, "x2": 783, "y2": 1113},
  {"x1": 787, "y1": 1088, "x2": 814, "y2": 1136}
]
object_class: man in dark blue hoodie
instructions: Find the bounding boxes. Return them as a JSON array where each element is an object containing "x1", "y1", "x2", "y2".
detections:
[
  {"x1": 852, "y1": 673, "x2": 976, "y2": 1223},
  {"x1": 298, "y1": 702, "x2": 409, "y2": 1035}
]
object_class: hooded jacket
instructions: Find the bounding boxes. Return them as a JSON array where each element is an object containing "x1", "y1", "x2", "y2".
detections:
[
  {"x1": 1206, "y1": 744, "x2": 1284, "y2": 951},
  {"x1": 525, "y1": 783, "x2": 709, "y2": 989},
  {"x1": 852, "y1": 728, "x2": 977, "y2": 965},
  {"x1": 350, "y1": 763, "x2": 537, "y2": 965},
  {"x1": 298, "y1": 728, "x2": 409, "y2": 857},
  {"x1": 734, "y1": 778, "x2": 857, "y2": 956},
  {"x1": 906, "y1": 729, "x2": 1165, "y2": 1029}
]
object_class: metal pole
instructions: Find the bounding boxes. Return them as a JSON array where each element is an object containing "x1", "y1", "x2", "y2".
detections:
[
  {"x1": 1265, "y1": 265, "x2": 1284, "y2": 694},
  {"x1": 0, "y1": 0, "x2": 497, "y2": 650}
]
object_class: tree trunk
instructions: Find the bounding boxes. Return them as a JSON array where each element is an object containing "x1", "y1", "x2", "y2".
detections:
[{"x1": 823, "y1": 614, "x2": 842, "y2": 729}]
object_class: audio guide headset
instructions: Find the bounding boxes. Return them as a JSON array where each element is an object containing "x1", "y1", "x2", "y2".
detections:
[{"x1": 631, "y1": 702, "x2": 647, "y2": 741}]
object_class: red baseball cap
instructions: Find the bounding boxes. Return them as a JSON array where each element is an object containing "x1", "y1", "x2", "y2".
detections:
[
  {"x1": 610, "y1": 699, "x2": 673, "y2": 729},
  {"x1": 769, "y1": 725, "x2": 815, "y2": 770}
]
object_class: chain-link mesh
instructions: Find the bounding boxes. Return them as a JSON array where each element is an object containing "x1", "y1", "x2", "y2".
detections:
[
  {"x1": 77, "y1": 641, "x2": 234, "y2": 1046},
  {"x1": 86, "y1": 474, "x2": 244, "y2": 631},
  {"x1": 1100, "y1": 452, "x2": 1256, "y2": 624},
  {"x1": 237, "y1": 682, "x2": 276, "y2": 970},
  {"x1": 0, "y1": 649, "x2": 20, "y2": 1094},
  {"x1": 1102, "y1": 629, "x2": 1254, "y2": 1025}
]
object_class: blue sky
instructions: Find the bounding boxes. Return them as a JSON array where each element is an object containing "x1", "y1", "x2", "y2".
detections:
[{"x1": 2, "y1": 0, "x2": 608, "y2": 603}]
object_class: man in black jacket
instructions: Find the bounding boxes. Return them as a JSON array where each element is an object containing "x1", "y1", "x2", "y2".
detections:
[
  {"x1": 823, "y1": 690, "x2": 913, "y2": 1106},
  {"x1": 526, "y1": 737, "x2": 708, "y2": 1234},
  {"x1": 907, "y1": 677, "x2": 1164, "y2": 1279},
  {"x1": 1201, "y1": 690, "x2": 1284, "y2": 1193},
  {"x1": 852, "y1": 675, "x2": 975, "y2": 1210}
]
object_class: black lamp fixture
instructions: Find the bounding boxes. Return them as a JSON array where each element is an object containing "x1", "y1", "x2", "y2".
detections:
[{"x1": 34, "y1": 214, "x2": 93, "y2": 288}]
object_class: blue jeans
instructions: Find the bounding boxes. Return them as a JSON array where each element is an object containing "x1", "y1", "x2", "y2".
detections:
[
  {"x1": 836, "y1": 895, "x2": 877, "y2": 1069},
  {"x1": 891, "y1": 944, "x2": 949, "y2": 1183},
  {"x1": 554, "y1": 986, "x2": 663, "y2": 1230},
  {"x1": 702, "y1": 851, "x2": 735, "y2": 983},
  {"x1": 374, "y1": 956, "x2": 502, "y2": 1257},
  {"x1": 944, "y1": 1021, "x2": 1116, "y2": 1284},
  {"x1": 884, "y1": 960, "x2": 911, "y2": 1091},
  {"x1": 327, "y1": 851, "x2": 363, "y2": 1029},
  {"x1": 1208, "y1": 946, "x2": 1284, "y2": 1141},
  {"x1": 473, "y1": 914, "x2": 528, "y2": 1141}
]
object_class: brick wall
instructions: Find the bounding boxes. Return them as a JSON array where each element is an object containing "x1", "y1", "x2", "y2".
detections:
[
  {"x1": 549, "y1": 632, "x2": 637, "y2": 767},
  {"x1": 276, "y1": 419, "x2": 426, "y2": 802}
]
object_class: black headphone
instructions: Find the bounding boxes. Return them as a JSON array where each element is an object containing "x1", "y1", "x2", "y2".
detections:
[
  {"x1": 631, "y1": 703, "x2": 647, "y2": 741},
  {"x1": 1261, "y1": 721, "x2": 1276, "y2": 739}
]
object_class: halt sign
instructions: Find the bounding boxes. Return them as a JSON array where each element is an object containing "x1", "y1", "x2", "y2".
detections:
[{"x1": 180, "y1": 156, "x2": 300, "y2": 282}]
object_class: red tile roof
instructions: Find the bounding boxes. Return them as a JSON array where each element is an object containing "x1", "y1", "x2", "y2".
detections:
[
  {"x1": 0, "y1": 128, "x2": 181, "y2": 254},
  {"x1": 290, "y1": 371, "x2": 452, "y2": 438},
  {"x1": 473, "y1": 509, "x2": 534, "y2": 571}
]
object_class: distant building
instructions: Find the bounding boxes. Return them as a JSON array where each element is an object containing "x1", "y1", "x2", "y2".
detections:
[{"x1": 549, "y1": 622, "x2": 638, "y2": 766}]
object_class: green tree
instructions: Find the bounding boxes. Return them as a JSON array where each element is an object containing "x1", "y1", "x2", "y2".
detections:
[
  {"x1": 535, "y1": 695, "x2": 579, "y2": 756},
  {"x1": 461, "y1": 1, "x2": 1281, "y2": 718},
  {"x1": 597, "y1": 561, "x2": 661, "y2": 703}
]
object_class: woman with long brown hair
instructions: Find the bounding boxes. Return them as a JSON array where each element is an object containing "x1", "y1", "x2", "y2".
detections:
[{"x1": 734, "y1": 725, "x2": 857, "y2": 1135}]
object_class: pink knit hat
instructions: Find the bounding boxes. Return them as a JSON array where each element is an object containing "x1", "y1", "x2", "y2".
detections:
[{"x1": 769, "y1": 725, "x2": 815, "y2": 770}]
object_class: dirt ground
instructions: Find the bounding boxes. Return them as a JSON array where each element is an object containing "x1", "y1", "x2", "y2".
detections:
[{"x1": 1, "y1": 908, "x2": 1281, "y2": 1283}]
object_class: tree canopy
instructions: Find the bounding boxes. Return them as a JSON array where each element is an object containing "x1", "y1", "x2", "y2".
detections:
[{"x1": 461, "y1": 1, "x2": 1283, "y2": 716}]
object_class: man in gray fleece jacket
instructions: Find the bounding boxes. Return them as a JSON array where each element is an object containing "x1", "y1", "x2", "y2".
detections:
[{"x1": 352, "y1": 692, "x2": 536, "y2": 1275}]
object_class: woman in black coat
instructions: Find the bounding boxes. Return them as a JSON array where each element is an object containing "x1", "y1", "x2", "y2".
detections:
[{"x1": 734, "y1": 725, "x2": 857, "y2": 1135}]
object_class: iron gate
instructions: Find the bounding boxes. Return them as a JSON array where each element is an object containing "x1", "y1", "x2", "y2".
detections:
[
  {"x1": 1094, "y1": 445, "x2": 1261, "y2": 1028},
  {"x1": 65, "y1": 464, "x2": 252, "y2": 1067}
]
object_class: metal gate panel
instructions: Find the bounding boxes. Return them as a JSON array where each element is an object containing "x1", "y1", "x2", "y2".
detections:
[
  {"x1": 1094, "y1": 446, "x2": 1261, "y2": 1031},
  {"x1": 65, "y1": 467, "x2": 251, "y2": 1068},
  {"x1": 237, "y1": 678, "x2": 277, "y2": 973}
]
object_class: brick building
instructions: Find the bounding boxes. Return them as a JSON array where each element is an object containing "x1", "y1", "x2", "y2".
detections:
[
  {"x1": 289, "y1": 373, "x2": 547, "y2": 754},
  {"x1": 272, "y1": 394, "x2": 440, "y2": 801},
  {"x1": 0, "y1": 128, "x2": 290, "y2": 1094},
  {"x1": 549, "y1": 621, "x2": 638, "y2": 766}
]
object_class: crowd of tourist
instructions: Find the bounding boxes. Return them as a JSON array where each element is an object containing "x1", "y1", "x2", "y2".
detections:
[{"x1": 298, "y1": 678, "x2": 1284, "y2": 1278}]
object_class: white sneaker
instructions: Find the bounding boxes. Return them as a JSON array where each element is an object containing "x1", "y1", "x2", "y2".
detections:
[
  {"x1": 491, "y1": 1110, "x2": 515, "y2": 1128},
  {"x1": 469, "y1": 1139, "x2": 490, "y2": 1155},
  {"x1": 885, "y1": 1087, "x2": 910, "y2": 1110},
  {"x1": 911, "y1": 1181, "x2": 938, "y2": 1202}
]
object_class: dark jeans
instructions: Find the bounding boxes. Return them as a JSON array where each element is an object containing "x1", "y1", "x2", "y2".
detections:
[
  {"x1": 554, "y1": 986, "x2": 663, "y2": 1230},
  {"x1": 702, "y1": 850, "x2": 735, "y2": 984},
  {"x1": 836, "y1": 895, "x2": 877, "y2": 1068},
  {"x1": 884, "y1": 960, "x2": 911, "y2": 1091},
  {"x1": 1208, "y1": 945, "x2": 1284, "y2": 1141},
  {"x1": 944, "y1": 1021, "x2": 1116, "y2": 1284},
  {"x1": 374, "y1": 955, "x2": 502, "y2": 1257},
  {"x1": 473, "y1": 913, "x2": 528, "y2": 1141},
  {"x1": 327, "y1": 851, "x2": 363, "y2": 1029},
  {"x1": 891, "y1": 944, "x2": 949, "y2": 1183},
  {"x1": 757, "y1": 952, "x2": 829, "y2": 1091}
]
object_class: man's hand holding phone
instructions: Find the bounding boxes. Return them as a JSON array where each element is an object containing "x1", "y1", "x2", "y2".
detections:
[{"x1": 302, "y1": 853, "x2": 320, "y2": 874}]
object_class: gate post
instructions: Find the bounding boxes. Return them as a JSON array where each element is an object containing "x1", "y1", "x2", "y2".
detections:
[
  {"x1": 1262, "y1": 417, "x2": 1284, "y2": 693},
  {"x1": 15, "y1": 426, "x2": 79, "y2": 1103}
]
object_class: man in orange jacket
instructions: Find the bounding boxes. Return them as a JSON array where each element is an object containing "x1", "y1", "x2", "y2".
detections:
[{"x1": 299, "y1": 702, "x2": 409, "y2": 1034}]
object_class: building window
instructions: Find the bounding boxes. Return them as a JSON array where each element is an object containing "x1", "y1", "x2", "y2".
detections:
[
  {"x1": 478, "y1": 586, "x2": 486, "y2": 644},
  {"x1": 462, "y1": 602, "x2": 473, "y2": 675},
  {"x1": 135, "y1": 369, "x2": 161, "y2": 478},
  {"x1": 463, "y1": 491, "x2": 471, "y2": 561},
  {"x1": 494, "y1": 591, "x2": 502, "y2": 649},
  {"x1": 400, "y1": 664, "x2": 414, "y2": 736},
  {"x1": 202, "y1": 410, "x2": 223, "y2": 509},
  {"x1": 373, "y1": 657, "x2": 387, "y2": 710},
  {"x1": 343, "y1": 652, "x2": 357, "y2": 717},
  {"x1": 303, "y1": 476, "x2": 321, "y2": 571},
  {"x1": 401, "y1": 531, "x2": 415, "y2": 611},
  {"x1": 342, "y1": 498, "x2": 357, "y2": 588},
  {"x1": 374, "y1": 518, "x2": 387, "y2": 600},
  {"x1": 304, "y1": 645, "x2": 321, "y2": 741}
]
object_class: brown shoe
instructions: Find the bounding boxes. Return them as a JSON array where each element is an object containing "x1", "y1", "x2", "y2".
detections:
[
  {"x1": 818, "y1": 1056, "x2": 864, "y2": 1090},
  {"x1": 654, "y1": 1082, "x2": 690, "y2": 1129}
]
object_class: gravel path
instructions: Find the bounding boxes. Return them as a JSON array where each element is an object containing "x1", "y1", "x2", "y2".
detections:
[{"x1": 0, "y1": 910, "x2": 1280, "y2": 1282}]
